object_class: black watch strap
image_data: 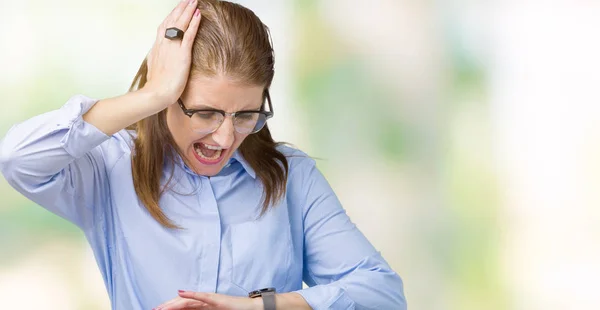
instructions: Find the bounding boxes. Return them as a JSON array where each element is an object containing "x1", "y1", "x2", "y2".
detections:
[
  {"x1": 249, "y1": 287, "x2": 276, "y2": 310},
  {"x1": 261, "y1": 290, "x2": 276, "y2": 310}
]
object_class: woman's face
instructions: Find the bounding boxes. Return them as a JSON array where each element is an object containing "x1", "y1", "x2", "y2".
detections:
[{"x1": 166, "y1": 74, "x2": 265, "y2": 176}]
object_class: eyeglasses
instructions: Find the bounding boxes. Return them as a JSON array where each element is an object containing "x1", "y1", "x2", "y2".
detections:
[{"x1": 178, "y1": 90, "x2": 274, "y2": 135}]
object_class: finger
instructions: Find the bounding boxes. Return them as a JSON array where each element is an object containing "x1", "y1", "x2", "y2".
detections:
[
  {"x1": 159, "y1": 298, "x2": 206, "y2": 310},
  {"x1": 178, "y1": 291, "x2": 219, "y2": 306},
  {"x1": 156, "y1": 0, "x2": 188, "y2": 40},
  {"x1": 165, "y1": 0, "x2": 190, "y2": 27},
  {"x1": 175, "y1": 0, "x2": 198, "y2": 32},
  {"x1": 156, "y1": 296, "x2": 182, "y2": 309},
  {"x1": 182, "y1": 9, "x2": 201, "y2": 48}
]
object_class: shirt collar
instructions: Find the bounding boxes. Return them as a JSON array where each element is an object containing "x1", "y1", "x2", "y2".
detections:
[
  {"x1": 171, "y1": 149, "x2": 256, "y2": 179},
  {"x1": 231, "y1": 149, "x2": 256, "y2": 179}
]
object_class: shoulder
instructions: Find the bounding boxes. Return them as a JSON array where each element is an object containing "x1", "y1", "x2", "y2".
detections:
[
  {"x1": 275, "y1": 144, "x2": 325, "y2": 190},
  {"x1": 276, "y1": 145, "x2": 338, "y2": 213},
  {"x1": 276, "y1": 143, "x2": 316, "y2": 171}
]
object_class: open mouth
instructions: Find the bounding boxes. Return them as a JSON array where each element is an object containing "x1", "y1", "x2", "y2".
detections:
[{"x1": 193, "y1": 142, "x2": 227, "y2": 165}]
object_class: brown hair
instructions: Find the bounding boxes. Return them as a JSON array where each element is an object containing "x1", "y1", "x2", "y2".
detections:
[{"x1": 128, "y1": 0, "x2": 288, "y2": 229}]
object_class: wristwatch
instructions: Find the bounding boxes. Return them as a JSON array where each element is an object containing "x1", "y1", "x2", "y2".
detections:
[{"x1": 248, "y1": 287, "x2": 276, "y2": 310}]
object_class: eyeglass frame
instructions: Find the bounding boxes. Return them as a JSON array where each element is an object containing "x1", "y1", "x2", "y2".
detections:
[{"x1": 177, "y1": 90, "x2": 274, "y2": 134}]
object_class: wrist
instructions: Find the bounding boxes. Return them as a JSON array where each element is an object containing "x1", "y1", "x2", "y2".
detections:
[
  {"x1": 137, "y1": 84, "x2": 179, "y2": 109},
  {"x1": 251, "y1": 296, "x2": 264, "y2": 310}
]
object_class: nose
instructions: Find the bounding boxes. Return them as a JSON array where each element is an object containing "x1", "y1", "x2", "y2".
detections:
[{"x1": 211, "y1": 117, "x2": 235, "y2": 149}]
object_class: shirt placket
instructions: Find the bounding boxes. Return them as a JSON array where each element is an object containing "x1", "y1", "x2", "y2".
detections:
[{"x1": 195, "y1": 175, "x2": 222, "y2": 293}]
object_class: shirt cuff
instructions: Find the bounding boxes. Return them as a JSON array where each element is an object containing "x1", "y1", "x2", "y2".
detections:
[
  {"x1": 59, "y1": 94, "x2": 110, "y2": 158},
  {"x1": 295, "y1": 285, "x2": 356, "y2": 310}
]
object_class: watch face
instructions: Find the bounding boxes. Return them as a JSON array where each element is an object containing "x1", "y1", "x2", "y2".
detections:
[{"x1": 248, "y1": 287, "x2": 276, "y2": 298}]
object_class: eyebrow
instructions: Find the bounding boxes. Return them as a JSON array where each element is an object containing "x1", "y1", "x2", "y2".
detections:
[
  {"x1": 188, "y1": 102, "x2": 262, "y2": 112},
  {"x1": 190, "y1": 104, "x2": 217, "y2": 110}
]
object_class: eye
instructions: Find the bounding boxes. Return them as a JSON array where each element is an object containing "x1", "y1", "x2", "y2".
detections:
[
  {"x1": 196, "y1": 112, "x2": 216, "y2": 120},
  {"x1": 236, "y1": 113, "x2": 256, "y2": 120}
]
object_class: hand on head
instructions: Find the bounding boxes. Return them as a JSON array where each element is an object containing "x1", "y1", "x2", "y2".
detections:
[{"x1": 144, "y1": 0, "x2": 202, "y2": 106}]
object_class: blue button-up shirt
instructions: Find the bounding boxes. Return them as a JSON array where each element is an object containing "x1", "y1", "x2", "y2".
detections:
[{"x1": 0, "y1": 95, "x2": 406, "y2": 309}]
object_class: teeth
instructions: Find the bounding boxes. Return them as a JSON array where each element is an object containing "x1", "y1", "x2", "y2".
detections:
[
  {"x1": 204, "y1": 144, "x2": 223, "y2": 150},
  {"x1": 195, "y1": 148, "x2": 222, "y2": 160},
  {"x1": 194, "y1": 143, "x2": 223, "y2": 160}
]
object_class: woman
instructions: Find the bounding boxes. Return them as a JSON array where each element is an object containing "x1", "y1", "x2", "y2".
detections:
[{"x1": 0, "y1": 0, "x2": 406, "y2": 309}]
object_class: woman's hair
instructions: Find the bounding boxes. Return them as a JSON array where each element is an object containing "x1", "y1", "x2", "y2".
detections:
[{"x1": 128, "y1": 0, "x2": 288, "y2": 229}]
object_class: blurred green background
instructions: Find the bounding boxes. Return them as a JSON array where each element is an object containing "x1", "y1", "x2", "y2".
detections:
[{"x1": 1, "y1": 0, "x2": 600, "y2": 309}]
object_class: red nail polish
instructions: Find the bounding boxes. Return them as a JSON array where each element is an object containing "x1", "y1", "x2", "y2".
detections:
[{"x1": 178, "y1": 289, "x2": 185, "y2": 293}]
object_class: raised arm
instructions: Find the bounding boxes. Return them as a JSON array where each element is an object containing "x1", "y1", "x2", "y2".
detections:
[{"x1": 0, "y1": 0, "x2": 203, "y2": 228}]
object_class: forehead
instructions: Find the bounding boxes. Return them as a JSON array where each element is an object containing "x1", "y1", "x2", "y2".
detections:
[{"x1": 182, "y1": 75, "x2": 265, "y2": 110}]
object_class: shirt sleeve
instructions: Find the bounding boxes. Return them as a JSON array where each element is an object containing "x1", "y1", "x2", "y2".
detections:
[
  {"x1": 290, "y1": 156, "x2": 407, "y2": 310},
  {"x1": 0, "y1": 95, "x2": 112, "y2": 229}
]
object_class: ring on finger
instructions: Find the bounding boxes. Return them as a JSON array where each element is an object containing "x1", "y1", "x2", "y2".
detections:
[{"x1": 165, "y1": 27, "x2": 185, "y2": 40}]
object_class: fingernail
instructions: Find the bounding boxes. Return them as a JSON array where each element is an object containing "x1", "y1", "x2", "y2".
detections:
[
  {"x1": 194, "y1": 9, "x2": 200, "y2": 17},
  {"x1": 178, "y1": 289, "x2": 186, "y2": 293}
]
